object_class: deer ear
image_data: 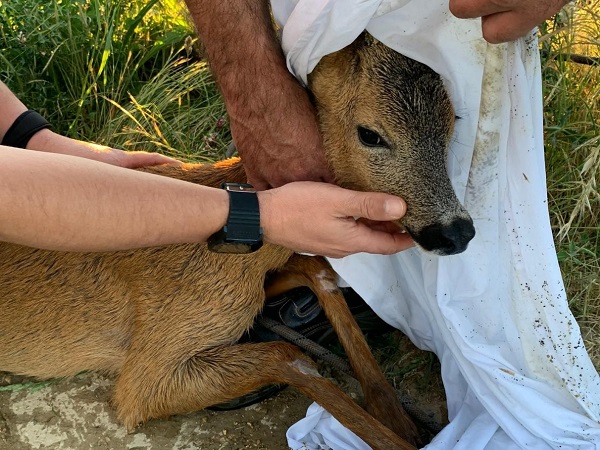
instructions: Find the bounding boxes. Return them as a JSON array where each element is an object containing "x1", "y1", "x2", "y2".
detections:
[
  {"x1": 308, "y1": 41, "x2": 361, "y2": 92},
  {"x1": 352, "y1": 31, "x2": 379, "y2": 50},
  {"x1": 362, "y1": 31, "x2": 379, "y2": 47}
]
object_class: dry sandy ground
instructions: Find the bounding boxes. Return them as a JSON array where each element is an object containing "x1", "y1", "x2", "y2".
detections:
[
  {"x1": 0, "y1": 371, "x2": 313, "y2": 450},
  {"x1": 0, "y1": 333, "x2": 446, "y2": 450}
]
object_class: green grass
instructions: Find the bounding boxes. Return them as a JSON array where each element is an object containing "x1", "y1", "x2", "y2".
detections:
[
  {"x1": 0, "y1": 0, "x2": 598, "y2": 372},
  {"x1": 0, "y1": 0, "x2": 228, "y2": 161},
  {"x1": 96, "y1": 55, "x2": 230, "y2": 162},
  {"x1": 0, "y1": 379, "x2": 55, "y2": 392},
  {"x1": 540, "y1": 4, "x2": 600, "y2": 366}
]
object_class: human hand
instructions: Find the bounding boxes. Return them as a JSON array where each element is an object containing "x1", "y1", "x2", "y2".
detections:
[
  {"x1": 229, "y1": 79, "x2": 333, "y2": 189},
  {"x1": 449, "y1": 0, "x2": 569, "y2": 43},
  {"x1": 101, "y1": 148, "x2": 181, "y2": 169},
  {"x1": 27, "y1": 129, "x2": 181, "y2": 168},
  {"x1": 258, "y1": 182, "x2": 414, "y2": 258}
]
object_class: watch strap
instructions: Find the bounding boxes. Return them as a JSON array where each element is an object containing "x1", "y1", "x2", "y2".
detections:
[
  {"x1": 2, "y1": 110, "x2": 52, "y2": 149},
  {"x1": 225, "y1": 189, "x2": 262, "y2": 241},
  {"x1": 207, "y1": 183, "x2": 263, "y2": 253}
]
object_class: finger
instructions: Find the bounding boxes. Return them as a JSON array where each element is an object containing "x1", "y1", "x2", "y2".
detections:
[
  {"x1": 150, "y1": 154, "x2": 181, "y2": 165},
  {"x1": 481, "y1": 0, "x2": 570, "y2": 43},
  {"x1": 480, "y1": 11, "x2": 538, "y2": 43},
  {"x1": 347, "y1": 192, "x2": 407, "y2": 221},
  {"x1": 449, "y1": 0, "x2": 512, "y2": 19},
  {"x1": 349, "y1": 226, "x2": 415, "y2": 256},
  {"x1": 123, "y1": 153, "x2": 181, "y2": 168},
  {"x1": 357, "y1": 218, "x2": 405, "y2": 234},
  {"x1": 377, "y1": 232, "x2": 415, "y2": 254}
]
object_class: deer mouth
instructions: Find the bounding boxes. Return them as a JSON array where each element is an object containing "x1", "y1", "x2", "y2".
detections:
[{"x1": 404, "y1": 218, "x2": 476, "y2": 256}]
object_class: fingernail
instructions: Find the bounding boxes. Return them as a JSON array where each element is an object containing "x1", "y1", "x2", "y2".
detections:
[{"x1": 384, "y1": 198, "x2": 406, "y2": 218}]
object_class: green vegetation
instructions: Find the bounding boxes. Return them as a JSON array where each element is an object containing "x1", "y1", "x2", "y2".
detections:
[
  {"x1": 0, "y1": 0, "x2": 229, "y2": 160},
  {"x1": 540, "y1": 4, "x2": 599, "y2": 365},
  {"x1": 1, "y1": 1, "x2": 598, "y2": 367}
]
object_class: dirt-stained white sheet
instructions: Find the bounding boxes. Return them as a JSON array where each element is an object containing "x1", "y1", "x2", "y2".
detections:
[{"x1": 272, "y1": 1, "x2": 600, "y2": 448}]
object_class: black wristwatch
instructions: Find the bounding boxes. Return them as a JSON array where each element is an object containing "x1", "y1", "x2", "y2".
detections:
[{"x1": 207, "y1": 183, "x2": 263, "y2": 254}]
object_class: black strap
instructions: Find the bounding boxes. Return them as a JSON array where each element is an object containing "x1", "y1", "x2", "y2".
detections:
[
  {"x1": 226, "y1": 189, "x2": 262, "y2": 240},
  {"x1": 1, "y1": 110, "x2": 52, "y2": 149}
]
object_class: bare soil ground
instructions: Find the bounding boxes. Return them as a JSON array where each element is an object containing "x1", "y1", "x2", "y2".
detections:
[
  {"x1": 0, "y1": 372, "x2": 310, "y2": 450},
  {"x1": 0, "y1": 333, "x2": 446, "y2": 450}
]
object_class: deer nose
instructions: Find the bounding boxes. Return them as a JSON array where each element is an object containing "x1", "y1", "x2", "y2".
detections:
[{"x1": 415, "y1": 218, "x2": 476, "y2": 255}]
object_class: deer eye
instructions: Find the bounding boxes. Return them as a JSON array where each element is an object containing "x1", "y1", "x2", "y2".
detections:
[{"x1": 357, "y1": 126, "x2": 388, "y2": 148}]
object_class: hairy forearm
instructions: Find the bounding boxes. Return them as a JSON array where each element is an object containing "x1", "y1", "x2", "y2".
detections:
[
  {"x1": 184, "y1": 0, "x2": 290, "y2": 113},
  {"x1": 0, "y1": 146, "x2": 228, "y2": 251},
  {"x1": 183, "y1": 1, "x2": 330, "y2": 188}
]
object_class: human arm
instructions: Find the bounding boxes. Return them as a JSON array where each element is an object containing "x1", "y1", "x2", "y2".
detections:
[
  {"x1": 0, "y1": 146, "x2": 411, "y2": 256},
  {"x1": 449, "y1": 0, "x2": 569, "y2": 43},
  {"x1": 183, "y1": 0, "x2": 332, "y2": 189},
  {"x1": 0, "y1": 81, "x2": 177, "y2": 168},
  {"x1": 0, "y1": 145, "x2": 228, "y2": 251}
]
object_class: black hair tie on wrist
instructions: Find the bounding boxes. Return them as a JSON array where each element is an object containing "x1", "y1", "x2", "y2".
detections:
[{"x1": 1, "y1": 110, "x2": 52, "y2": 149}]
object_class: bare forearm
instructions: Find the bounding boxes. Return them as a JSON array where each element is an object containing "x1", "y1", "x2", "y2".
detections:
[
  {"x1": 0, "y1": 146, "x2": 412, "y2": 257},
  {"x1": 1, "y1": 81, "x2": 176, "y2": 167},
  {"x1": 0, "y1": 146, "x2": 228, "y2": 251},
  {"x1": 0, "y1": 81, "x2": 28, "y2": 137}
]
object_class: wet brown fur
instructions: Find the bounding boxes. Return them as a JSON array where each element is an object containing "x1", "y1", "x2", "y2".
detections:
[{"x1": 0, "y1": 34, "x2": 471, "y2": 450}]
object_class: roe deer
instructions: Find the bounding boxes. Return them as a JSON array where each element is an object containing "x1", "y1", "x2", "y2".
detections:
[{"x1": 0, "y1": 33, "x2": 474, "y2": 450}]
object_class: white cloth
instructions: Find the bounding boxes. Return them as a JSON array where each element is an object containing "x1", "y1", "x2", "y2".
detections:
[{"x1": 271, "y1": 1, "x2": 600, "y2": 449}]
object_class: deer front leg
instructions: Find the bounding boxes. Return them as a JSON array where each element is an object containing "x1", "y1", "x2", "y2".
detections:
[
  {"x1": 266, "y1": 254, "x2": 421, "y2": 446},
  {"x1": 113, "y1": 341, "x2": 416, "y2": 450}
]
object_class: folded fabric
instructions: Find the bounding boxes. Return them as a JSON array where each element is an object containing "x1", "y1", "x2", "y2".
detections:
[{"x1": 271, "y1": 0, "x2": 600, "y2": 448}]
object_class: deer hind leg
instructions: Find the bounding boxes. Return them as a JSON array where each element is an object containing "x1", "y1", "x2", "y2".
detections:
[
  {"x1": 266, "y1": 254, "x2": 421, "y2": 446},
  {"x1": 112, "y1": 341, "x2": 415, "y2": 450}
]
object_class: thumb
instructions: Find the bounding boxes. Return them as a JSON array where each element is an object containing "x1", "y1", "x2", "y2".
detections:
[{"x1": 350, "y1": 192, "x2": 407, "y2": 221}]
